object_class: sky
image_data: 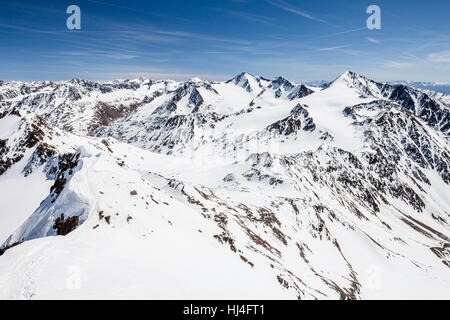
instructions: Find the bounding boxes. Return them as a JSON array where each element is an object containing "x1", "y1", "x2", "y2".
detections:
[{"x1": 0, "y1": 0, "x2": 449, "y2": 83}]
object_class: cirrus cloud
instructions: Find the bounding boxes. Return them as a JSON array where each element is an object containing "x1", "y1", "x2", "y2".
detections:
[{"x1": 428, "y1": 51, "x2": 450, "y2": 63}]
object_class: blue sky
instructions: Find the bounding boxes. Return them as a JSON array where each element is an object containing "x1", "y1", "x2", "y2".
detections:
[{"x1": 1, "y1": 0, "x2": 449, "y2": 82}]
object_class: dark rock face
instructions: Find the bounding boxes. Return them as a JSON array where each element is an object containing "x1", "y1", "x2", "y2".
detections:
[
  {"x1": 53, "y1": 213, "x2": 79, "y2": 236},
  {"x1": 430, "y1": 243, "x2": 450, "y2": 267},
  {"x1": 275, "y1": 88, "x2": 282, "y2": 98},
  {"x1": 49, "y1": 153, "x2": 80, "y2": 201},
  {"x1": 0, "y1": 242, "x2": 21, "y2": 256},
  {"x1": 267, "y1": 104, "x2": 316, "y2": 135},
  {"x1": 189, "y1": 88, "x2": 204, "y2": 111},
  {"x1": 382, "y1": 84, "x2": 449, "y2": 132},
  {"x1": 0, "y1": 112, "x2": 52, "y2": 176},
  {"x1": 88, "y1": 101, "x2": 139, "y2": 134},
  {"x1": 242, "y1": 168, "x2": 283, "y2": 185},
  {"x1": 288, "y1": 85, "x2": 313, "y2": 100},
  {"x1": 386, "y1": 85, "x2": 416, "y2": 112},
  {"x1": 269, "y1": 77, "x2": 295, "y2": 92},
  {"x1": 344, "y1": 100, "x2": 450, "y2": 185},
  {"x1": 223, "y1": 173, "x2": 235, "y2": 182},
  {"x1": 247, "y1": 152, "x2": 273, "y2": 168},
  {"x1": 226, "y1": 72, "x2": 263, "y2": 92}
]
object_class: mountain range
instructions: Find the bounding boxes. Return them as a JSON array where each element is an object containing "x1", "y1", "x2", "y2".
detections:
[{"x1": 0, "y1": 71, "x2": 449, "y2": 299}]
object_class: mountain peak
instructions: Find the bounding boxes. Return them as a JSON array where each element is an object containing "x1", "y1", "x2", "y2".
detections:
[
  {"x1": 330, "y1": 70, "x2": 377, "y2": 90},
  {"x1": 227, "y1": 72, "x2": 263, "y2": 92},
  {"x1": 190, "y1": 77, "x2": 203, "y2": 83},
  {"x1": 272, "y1": 76, "x2": 293, "y2": 84},
  {"x1": 228, "y1": 71, "x2": 257, "y2": 82},
  {"x1": 338, "y1": 70, "x2": 362, "y2": 80}
]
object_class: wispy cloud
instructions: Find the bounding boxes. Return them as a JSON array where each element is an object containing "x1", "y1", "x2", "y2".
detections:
[
  {"x1": 115, "y1": 25, "x2": 251, "y2": 46},
  {"x1": 59, "y1": 51, "x2": 137, "y2": 60},
  {"x1": 215, "y1": 8, "x2": 276, "y2": 27},
  {"x1": 322, "y1": 27, "x2": 366, "y2": 37},
  {"x1": 315, "y1": 45, "x2": 351, "y2": 52},
  {"x1": 428, "y1": 51, "x2": 450, "y2": 63},
  {"x1": 86, "y1": 0, "x2": 198, "y2": 24},
  {"x1": 367, "y1": 37, "x2": 380, "y2": 44},
  {"x1": 212, "y1": 8, "x2": 285, "y2": 29},
  {"x1": 0, "y1": 23, "x2": 63, "y2": 34},
  {"x1": 384, "y1": 60, "x2": 417, "y2": 69},
  {"x1": 267, "y1": 0, "x2": 328, "y2": 24},
  {"x1": 384, "y1": 50, "x2": 450, "y2": 69}
]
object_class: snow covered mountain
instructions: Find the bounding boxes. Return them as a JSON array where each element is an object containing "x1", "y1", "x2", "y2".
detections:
[{"x1": 0, "y1": 71, "x2": 449, "y2": 299}]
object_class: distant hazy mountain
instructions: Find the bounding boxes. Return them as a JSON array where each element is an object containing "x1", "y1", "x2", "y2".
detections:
[{"x1": 389, "y1": 80, "x2": 450, "y2": 95}]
